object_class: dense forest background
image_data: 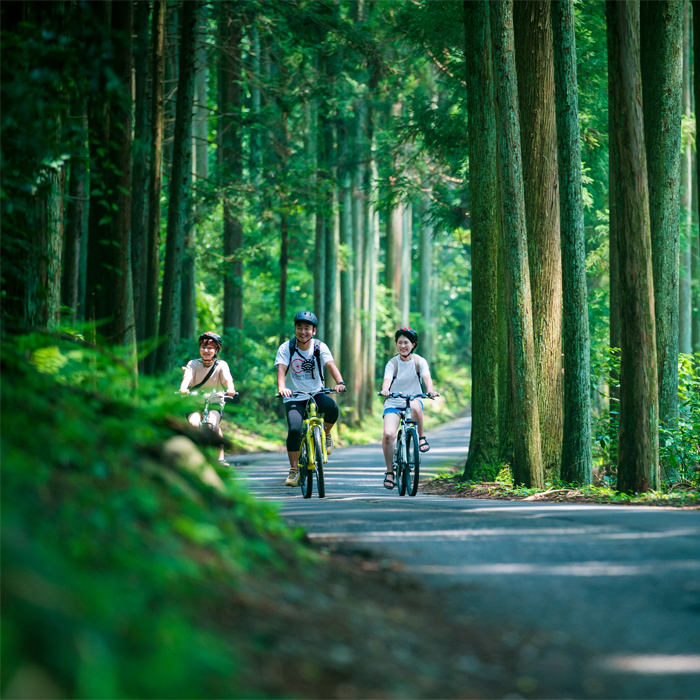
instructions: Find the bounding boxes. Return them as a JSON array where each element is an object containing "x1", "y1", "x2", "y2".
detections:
[{"x1": 2, "y1": 0, "x2": 699, "y2": 492}]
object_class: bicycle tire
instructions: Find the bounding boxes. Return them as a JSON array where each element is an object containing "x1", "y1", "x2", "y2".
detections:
[
  {"x1": 397, "y1": 429, "x2": 407, "y2": 496},
  {"x1": 405, "y1": 427, "x2": 420, "y2": 496},
  {"x1": 300, "y1": 442, "x2": 312, "y2": 498},
  {"x1": 312, "y1": 425, "x2": 325, "y2": 498}
]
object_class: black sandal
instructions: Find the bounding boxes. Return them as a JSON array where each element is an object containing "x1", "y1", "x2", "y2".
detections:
[
  {"x1": 383, "y1": 471, "x2": 396, "y2": 490},
  {"x1": 419, "y1": 436, "x2": 430, "y2": 453}
]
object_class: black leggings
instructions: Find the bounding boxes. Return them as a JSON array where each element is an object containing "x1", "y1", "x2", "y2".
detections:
[{"x1": 284, "y1": 394, "x2": 339, "y2": 452}]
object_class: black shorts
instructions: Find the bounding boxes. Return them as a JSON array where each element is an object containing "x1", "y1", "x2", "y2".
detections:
[{"x1": 284, "y1": 393, "x2": 338, "y2": 452}]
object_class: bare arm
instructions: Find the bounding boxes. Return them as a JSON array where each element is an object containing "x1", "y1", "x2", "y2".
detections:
[
  {"x1": 324, "y1": 361, "x2": 346, "y2": 392},
  {"x1": 277, "y1": 363, "x2": 292, "y2": 397},
  {"x1": 179, "y1": 367, "x2": 193, "y2": 394}
]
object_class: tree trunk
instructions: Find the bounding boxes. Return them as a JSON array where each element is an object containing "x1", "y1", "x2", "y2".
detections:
[
  {"x1": 607, "y1": 0, "x2": 660, "y2": 493},
  {"x1": 552, "y1": 0, "x2": 593, "y2": 484},
  {"x1": 514, "y1": 0, "x2": 563, "y2": 481},
  {"x1": 462, "y1": 0, "x2": 500, "y2": 481},
  {"x1": 63, "y1": 103, "x2": 88, "y2": 324},
  {"x1": 155, "y1": 0, "x2": 198, "y2": 372},
  {"x1": 400, "y1": 202, "x2": 412, "y2": 327},
  {"x1": 85, "y1": 0, "x2": 133, "y2": 346},
  {"x1": 314, "y1": 105, "x2": 327, "y2": 339},
  {"x1": 680, "y1": 0, "x2": 694, "y2": 354},
  {"x1": 490, "y1": 0, "x2": 543, "y2": 488},
  {"x1": 131, "y1": 0, "x2": 150, "y2": 344},
  {"x1": 220, "y1": 1, "x2": 243, "y2": 334},
  {"x1": 144, "y1": 0, "x2": 165, "y2": 374},
  {"x1": 324, "y1": 119, "x2": 340, "y2": 355},
  {"x1": 339, "y1": 120, "x2": 355, "y2": 413},
  {"x1": 640, "y1": 0, "x2": 682, "y2": 442},
  {"x1": 418, "y1": 198, "x2": 434, "y2": 367}
]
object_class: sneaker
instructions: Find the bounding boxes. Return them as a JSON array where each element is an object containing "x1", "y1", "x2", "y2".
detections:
[
  {"x1": 285, "y1": 468, "x2": 301, "y2": 487},
  {"x1": 325, "y1": 432, "x2": 334, "y2": 455}
]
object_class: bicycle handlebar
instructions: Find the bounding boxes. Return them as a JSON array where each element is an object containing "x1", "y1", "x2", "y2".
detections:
[
  {"x1": 377, "y1": 391, "x2": 439, "y2": 400},
  {"x1": 276, "y1": 387, "x2": 338, "y2": 398}
]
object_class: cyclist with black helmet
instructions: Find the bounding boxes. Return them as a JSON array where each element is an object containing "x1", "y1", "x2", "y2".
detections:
[
  {"x1": 379, "y1": 327, "x2": 438, "y2": 490},
  {"x1": 275, "y1": 311, "x2": 346, "y2": 487},
  {"x1": 179, "y1": 331, "x2": 236, "y2": 464}
]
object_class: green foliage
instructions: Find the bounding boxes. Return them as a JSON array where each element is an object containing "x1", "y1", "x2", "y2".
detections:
[
  {"x1": 592, "y1": 347, "x2": 700, "y2": 485},
  {"x1": 1, "y1": 332, "x2": 310, "y2": 698}
]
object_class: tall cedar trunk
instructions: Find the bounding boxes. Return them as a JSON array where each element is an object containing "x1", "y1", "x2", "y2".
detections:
[
  {"x1": 640, "y1": 0, "x2": 682, "y2": 441},
  {"x1": 162, "y1": 2, "x2": 178, "y2": 180},
  {"x1": 490, "y1": 0, "x2": 543, "y2": 488},
  {"x1": 155, "y1": 0, "x2": 197, "y2": 372},
  {"x1": 314, "y1": 98, "x2": 327, "y2": 339},
  {"x1": 131, "y1": 0, "x2": 150, "y2": 344},
  {"x1": 514, "y1": 0, "x2": 563, "y2": 481},
  {"x1": 220, "y1": 2, "x2": 243, "y2": 333},
  {"x1": 251, "y1": 22, "x2": 262, "y2": 190},
  {"x1": 340, "y1": 120, "x2": 356, "y2": 414},
  {"x1": 63, "y1": 103, "x2": 88, "y2": 323},
  {"x1": 607, "y1": 0, "x2": 660, "y2": 493},
  {"x1": 85, "y1": 0, "x2": 112, "y2": 337},
  {"x1": 607, "y1": 1, "x2": 622, "y2": 410},
  {"x1": 86, "y1": 0, "x2": 133, "y2": 345},
  {"x1": 144, "y1": 0, "x2": 165, "y2": 374},
  {"x1": 364, "y1": 111, "x2": 380, "y2": 415},
  {"x1": 497, "y1": 225, "x2": 514, "y2": 463},
  {"x1": 551, "y1": 0, "x2": 593, "y2": 484},
  {"x1": 46, "y1": 134, "x2": 65, "y2": 331},
  {"x1": 385, "y1": 103, "x2": 403, "y2": 339},
  {"x1": 353, "y1": 105, "x2": 366, "y2": 418},
  {"x1": 418, "y1": 198, "x2": 434, "y2": 367},
  {"x1": 462, "y1": 0, "x2": 500, "y2": 480},
  {"x1": 279, "y1": 109, "x2": 291, "y2": 342},
  {"x1": 401, "y1": 202, "x2": 412, "y2": 326},
  {"x1": 680, "y1": 1, "x2": 694, "y2": 353},
  {"x1": 325, "y1": 122, "x2": 339, "y2": 354},
  {"x1": 694, "y1": 0, "x2": 700, "y2": 352},
  {"x1": 180, "y1": 4, "x2": 209, "y2": 342}
]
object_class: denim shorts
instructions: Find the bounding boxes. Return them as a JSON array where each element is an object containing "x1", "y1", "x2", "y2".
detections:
[{"x1": 383, "y1": 400, "x2": 423, "y2": 416}]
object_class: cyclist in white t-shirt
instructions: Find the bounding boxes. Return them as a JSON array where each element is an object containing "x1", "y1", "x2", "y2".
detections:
[
  {"x1": 179, "y1": 331, "x2": 236, "y2": 464},
  {"x1": 275, "y1": 311, "x2": 346, "y2": 487},
  {"x1": 379, "y1": 327, "x2": 438, "y2": 490}
]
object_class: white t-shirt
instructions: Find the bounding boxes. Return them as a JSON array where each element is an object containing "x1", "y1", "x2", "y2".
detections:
[
  {"x1": 382, "y1": 354, "x2": 430, "y2": 410},
  {"x1": 275, "y1": 339, "x2": 334, "y2": 402},
  {"x1": 182, "y1": 358, "x2": 234, "y2": 409}
]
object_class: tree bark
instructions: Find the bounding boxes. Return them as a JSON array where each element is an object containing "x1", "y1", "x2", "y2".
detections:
[
  {"x1": 680, "y1": 0, "x2": 694, "y2": 354},
  {"x1": 607, "y1": 0, "x2": 660, "y2": 493},
  {"x1": 490, "y1": 0, "x2": 543, "y2": 488},
  {"x1": 400, "y1": 202, "x2": 412, "y2": 327},
  {"x1": 219, "y1": 1, "x2": 244, "y2": 334},
  {"x1": 63, "y1": 103, "x2": 88, "y2": 324},
  {"x1": 462, "y1": 0, "x2": 500, "y2": 480},
  {"x1": 131, "y1": 0, "x2": 150, "y2": 344},
  {"x1": 552, "y1": 0, "x2": 593, "y2": 484},
  {"x1": 155, "y1": 0, "x2": 198, "y2": 372},
  {"x1": 418, "y1": 198, "x2": 434, "y2": 367},
  {"x1": 514, "y1": 0, "x2": 563, "y2": 481},
  {"x1": 640, "y1": 0, "x2": 682, "y2": 440},
  {"x1": 144, "y1": 0, "x2": 165, "y2": 374}
]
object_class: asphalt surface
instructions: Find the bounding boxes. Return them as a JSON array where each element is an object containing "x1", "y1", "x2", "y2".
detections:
[{"x1": 233, "y1": 415, "x2": 700, "y2": 699}]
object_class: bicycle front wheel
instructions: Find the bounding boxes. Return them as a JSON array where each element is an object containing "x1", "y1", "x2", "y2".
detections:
[
  {"x1": 396, "y1": 429, "x2": 407, "y2": 496},
  {"x1": 300, "y1": 442, "x2": 312, "y2": 498},
  {"x1": 405, "y1": 427, "x2": 420, "y2": 496},
  {"x1": 312, "y1": 425, "x2": 325, "y2": 498}
]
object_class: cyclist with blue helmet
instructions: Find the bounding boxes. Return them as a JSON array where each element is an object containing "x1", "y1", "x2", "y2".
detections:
[
  {"x1": 275, "y1": 311, "x2": 346, "y2": 487},
  {"x1": 179, "y1": 331, "x2": 236, "y2": 464}
]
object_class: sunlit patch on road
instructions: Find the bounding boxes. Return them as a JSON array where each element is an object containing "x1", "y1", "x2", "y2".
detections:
[{"x1": 596, "y1": 655, "x2": 700, "y2": 674}]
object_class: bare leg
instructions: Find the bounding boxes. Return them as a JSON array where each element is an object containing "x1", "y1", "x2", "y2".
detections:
[
  {"x1": 382, "y1": 413, "x2": 401, "y2": 471},
  {"x1": 410, "y1": 400, "x2": 425, "y2": 437},
  {"x1": 287, "y1": 451, "x2": 300, "y2": 470}
]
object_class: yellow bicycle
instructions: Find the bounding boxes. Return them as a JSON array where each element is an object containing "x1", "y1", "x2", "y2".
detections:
[{"x1": 279, "y1": 389, "x2": 334, "y2": 498}]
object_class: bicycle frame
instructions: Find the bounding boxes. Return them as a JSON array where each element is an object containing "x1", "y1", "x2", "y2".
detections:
[{"x1": 300, "y1": 395, "x2": 328, "y2": 469}]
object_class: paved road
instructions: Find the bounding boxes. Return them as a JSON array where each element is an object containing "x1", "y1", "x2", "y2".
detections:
[{"x1": 233, "y1": 415, "x2": 700, "y2": 698}]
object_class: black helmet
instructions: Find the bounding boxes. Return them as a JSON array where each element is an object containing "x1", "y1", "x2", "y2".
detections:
[
  {"x1": 198, "y1": 331, "x2": 222, "y2": 351},
  {"x1": 395, "y1": 326, "x2": 418, "y2": 344},
  {"x1": 294, "y1": 310, "x2": 318, "y2": 327}
]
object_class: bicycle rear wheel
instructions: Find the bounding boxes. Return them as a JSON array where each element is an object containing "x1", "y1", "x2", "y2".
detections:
[
  {"x1": 312, "y1": 425, "x2": 325, "y2": 498},
  {"x1": 405, "y1": 427, "x2": 420, "y2": 496},
  {"x1": 299, "y1": 442, "x2": 312, "y2": 498}
]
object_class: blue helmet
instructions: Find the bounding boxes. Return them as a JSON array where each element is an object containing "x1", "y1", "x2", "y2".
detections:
[{"x1": 294, "y1": 310, "x2": 318, "y2": 327}]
